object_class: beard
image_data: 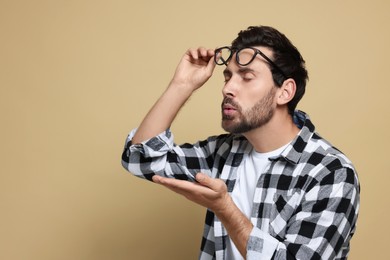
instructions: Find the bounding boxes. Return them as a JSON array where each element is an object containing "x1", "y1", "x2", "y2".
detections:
[{"x1": 221, "y1": 87, "x2": 276, "y2": 134}]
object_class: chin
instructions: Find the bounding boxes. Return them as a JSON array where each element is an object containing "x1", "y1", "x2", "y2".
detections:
[{"x1": 221, "y1": 121, "x2": 233, "y2": 133}]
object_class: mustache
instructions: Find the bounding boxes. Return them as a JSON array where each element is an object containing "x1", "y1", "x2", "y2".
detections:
[{"x1": 221, "y1": 97, "x2": 240, "y2": 110}]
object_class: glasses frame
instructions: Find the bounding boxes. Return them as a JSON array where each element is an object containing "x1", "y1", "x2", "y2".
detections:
[{"x1": 214, "y1": 46, "x2": 288, "y2": 80}]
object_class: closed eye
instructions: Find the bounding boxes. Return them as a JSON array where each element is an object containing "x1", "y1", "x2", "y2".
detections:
[
  {"x1": 238, "y1": 67, "x2": 256, "y2": 81},
  {"x1": 242, "y1": 73, "x2": 255, "y2": 81},
  {"x1": 223, "y1": 67, "x2": 257, "y2": 83}
]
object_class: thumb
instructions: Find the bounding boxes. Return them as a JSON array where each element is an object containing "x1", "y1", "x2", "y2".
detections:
[
  {"x1": 195, "y1": 172, "x2": 217, "y2": 189},
  {"x1": 196, "y1": 172, "x2": 227, "y2": 193},
  {"x1": 206, "y1": 53, "x2": 217, "y2": 73},
  {"x1": 195, "y1": 172, "x2": 208, "y2": 184}
]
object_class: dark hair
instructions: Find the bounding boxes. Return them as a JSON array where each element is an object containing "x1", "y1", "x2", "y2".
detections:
[{"x1": 231, "y1": 26, "x2": 308, "y2": 115}]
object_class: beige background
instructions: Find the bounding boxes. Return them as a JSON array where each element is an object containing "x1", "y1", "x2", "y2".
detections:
[{"x1": 0, "y1": 0, "x2": 388, "y2": 259}]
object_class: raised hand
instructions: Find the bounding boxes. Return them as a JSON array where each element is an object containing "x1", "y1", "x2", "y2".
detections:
[{"x1": 170, "y1": 47, "x2": 216, "y2": 92}]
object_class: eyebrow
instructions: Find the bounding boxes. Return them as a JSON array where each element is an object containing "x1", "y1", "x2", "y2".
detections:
[
  {"x1": 238, "y1": 67, "x2": 256, "y2": 74},
  {"x1": 223, "y1": 67, "x2": 257, "y2": 76}
]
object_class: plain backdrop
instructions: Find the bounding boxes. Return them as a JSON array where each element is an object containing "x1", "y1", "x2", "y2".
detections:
[{"x1": 1, "y1": 0, "x2": 388, "y2": 259}]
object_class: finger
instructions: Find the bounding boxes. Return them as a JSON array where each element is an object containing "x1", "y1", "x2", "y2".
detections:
[
  {"x1": 200, "y1": 48, "x2": 214, "y2": 59},
  {"x1": 153, "y1": 175, "x2": 196, "y2": 190},
  {"x1": 152, "y1": 174, "x2": 163, "y2": 183},
  {"x1": 194, "y1": 48, "x2": 216, "y2": 73},
  {"x1": 186, "y1": 48, "x2": 210, "y2": 66},
  {"x1": 187, "y1": 48, "x2": 199, "y2": 60},
  {"x1": 154, "y1": 176, "x2": 214, "y2": 199},
  {"x1": 196, "y1": 173, "x2": 227, "y2": 193},
  {"x1": 198, "y1": 47, "x2": 215, "y2": 61},
  {"x1": 207, "y1": 48, "x2": 215, "y2": 57},
  {"x1": 206, "y1": 53, "x2": 217, "y2": 71},
  {"x1": 196, "y1": 173, "x2": 216, "y2": 188},
  {"x1": 199, "y1": 47, "x2": 208, "y2": 58}
]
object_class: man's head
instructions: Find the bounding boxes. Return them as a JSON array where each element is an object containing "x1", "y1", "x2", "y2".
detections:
[{"x1": 230, "y1": 25, "x2": 308, "y2": 115}]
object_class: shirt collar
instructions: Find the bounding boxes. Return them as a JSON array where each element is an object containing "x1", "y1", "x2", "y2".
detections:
[{"x1": 269, "y1": 110, "x2": 315, "y2": 164}]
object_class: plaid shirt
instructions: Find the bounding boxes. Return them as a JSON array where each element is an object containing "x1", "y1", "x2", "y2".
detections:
[{"x1": 121, "y1": 111, "x2": 360, "y2": 260}]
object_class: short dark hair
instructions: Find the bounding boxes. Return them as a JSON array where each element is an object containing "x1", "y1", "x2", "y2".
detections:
[{"x1": 231, "y1": 26, "x2": 308, "y2": 115}]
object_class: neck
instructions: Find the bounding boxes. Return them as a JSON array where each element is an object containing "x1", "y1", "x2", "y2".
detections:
[{"x1": 243, "y1": 110, "x2": 299, "y2": 153}]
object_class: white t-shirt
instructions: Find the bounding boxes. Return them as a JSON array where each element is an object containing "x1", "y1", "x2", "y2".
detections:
[{"x1": 226, "y1": 144, "x2": 288, "y2": 260}]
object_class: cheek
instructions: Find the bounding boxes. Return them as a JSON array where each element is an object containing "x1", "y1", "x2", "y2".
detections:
[
  {"x1": 242, "y1": 89, "x2": 265, "y2": 107},
  {"x1": 244, "y1": 87, "x2": 277, "y2": 110}
]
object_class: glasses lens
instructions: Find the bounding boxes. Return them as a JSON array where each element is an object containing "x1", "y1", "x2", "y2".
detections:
[
  {"x1": 215, "y1": 47, "x2": 232, "y2": 65},
  {"x1": 236, "y1": 48, "x2": 257, "y2": 66}
]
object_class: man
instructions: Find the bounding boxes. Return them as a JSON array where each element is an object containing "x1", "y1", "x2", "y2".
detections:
[{"x1": 121, "y1": 26, "x2": 360, "y2": 259}]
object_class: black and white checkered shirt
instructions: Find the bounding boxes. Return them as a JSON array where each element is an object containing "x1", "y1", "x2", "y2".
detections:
[{"x1": 121, "y1": 111, "x2": 360, "y2": 260}]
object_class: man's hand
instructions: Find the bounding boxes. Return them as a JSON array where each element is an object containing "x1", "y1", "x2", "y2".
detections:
[
  {"x1": 152, "y1": 172, "x2": 230, "y2": 214},
  {"x1": 170, "y1": 47, "x2": 216, "y2": 92},
  {"x1": 152, "y1": 173, "x2": 253, "y2": 258}
]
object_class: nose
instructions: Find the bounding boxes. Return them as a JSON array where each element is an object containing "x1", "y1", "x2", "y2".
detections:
[{"x1": 222, "y1": 78, "x2": 237, "y2": 98}]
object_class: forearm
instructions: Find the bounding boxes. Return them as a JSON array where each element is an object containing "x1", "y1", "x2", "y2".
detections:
[
  {"x1": 132, "y1": 47, "x2": 216, "y2": 144},
  {"x1": 215, "y1": 195, "x2": 253, "y2": 258},
  {"x1": 132, "y1": 82, "x2": 193, "y2": 144}
]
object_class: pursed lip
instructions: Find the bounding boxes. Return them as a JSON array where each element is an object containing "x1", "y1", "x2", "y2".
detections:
[
  {"x1": 222, "y1": 102, "x2": 238, "y2": 116},
  {"x1": 222, "y1": 103, "x2": 236, "y2": 110}
]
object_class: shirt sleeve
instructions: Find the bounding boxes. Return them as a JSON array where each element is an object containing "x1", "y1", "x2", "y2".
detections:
[
  {"x1": 121, "y1": 128, "x2": 218, "y2": 181},
  {"x1": 246, "y1": 167, "x2": 360, "y2": 260}
]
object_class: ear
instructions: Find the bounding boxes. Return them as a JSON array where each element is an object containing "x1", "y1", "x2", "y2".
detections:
[{"x1": 276, "y1": 79, "x2": 296, "y2": 105}]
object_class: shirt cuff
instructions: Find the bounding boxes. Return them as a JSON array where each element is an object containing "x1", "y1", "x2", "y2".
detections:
[
  {"x1": 246, "y1": 227, "x2": 280, "y2": 260},
  {"x1": 127, "y1": 128, "x2": 174, "y2": 158}
]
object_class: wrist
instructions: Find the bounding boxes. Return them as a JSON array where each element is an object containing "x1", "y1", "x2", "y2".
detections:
[
  {"x1": 168, "y1": 78, "x2": 198, "y2": 93},
  {"x1": 213, "y1": 193, "x2": 235, "y2": 218},
  {"x1": 165, "y1": 80, "x2": 196, "y2": 102}
]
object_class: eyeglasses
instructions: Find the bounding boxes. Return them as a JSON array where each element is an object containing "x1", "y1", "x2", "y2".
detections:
[{"x1": 214, "y1": 46, "x2": 287, "y2": 79}]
